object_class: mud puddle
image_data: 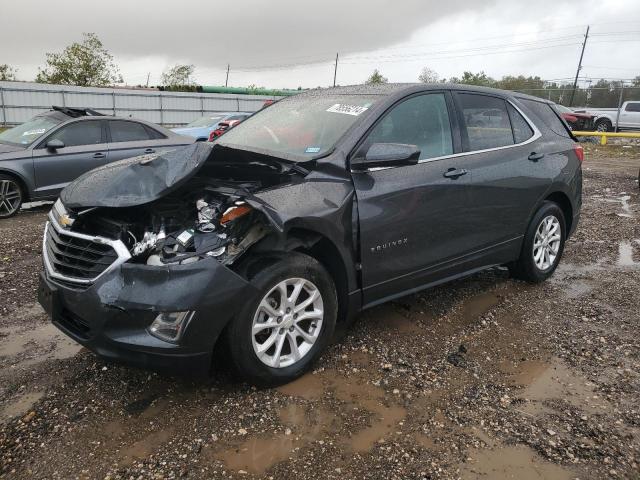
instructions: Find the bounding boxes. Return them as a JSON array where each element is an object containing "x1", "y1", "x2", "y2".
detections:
[
  {"x1": 213, "y1": 362, "x2": 407, "y2": 475},
  {"x1": 461, "y1": 444, "x2": 574, "y2": 479},
  {"x1": 0, "y1": 391, "x2": 45, "y2": 421},
  {"x1": 0, "y1": 307, "x2": 83, "y2": 369}
]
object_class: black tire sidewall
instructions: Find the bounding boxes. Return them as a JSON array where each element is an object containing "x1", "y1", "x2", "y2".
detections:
[
  {"x1": 0, "y1": 174, "x2": 23, "y2": 219},
  {"x1": 225, "y1": 252, "x2": 337, "y2": 387},
  {"x1": 596, "y1": 119, "x2": 612, "y2": 132},
  {"x1": 517, "y1": 202, "x2": 566, "y2": 283}
]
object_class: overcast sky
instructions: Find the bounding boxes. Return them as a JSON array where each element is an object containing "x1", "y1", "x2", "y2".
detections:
[{"x1": 1, "y1": 0, "x2": 639, "y2": 89}]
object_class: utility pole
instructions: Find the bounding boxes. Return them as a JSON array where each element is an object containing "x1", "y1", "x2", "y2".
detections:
[
  {"x1": 333, "y1": 53, "x2": 339, "y2": 88},
  {"x1": 569, "y1": 25, "x2": 589, "y2": 107},
  {"x1": 614, "y1": 83, "x2": 625, "y2": 132},
  {"x1": 225, "y1": 64, "x2": 230, "y2": 87},
  {"x1": 145, "y1": 72, "x2": 150, "y2": 88}
]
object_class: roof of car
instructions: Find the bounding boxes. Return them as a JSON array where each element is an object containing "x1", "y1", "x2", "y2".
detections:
[{"x1": 295, "y1": 83, "x2": 555, "y2": 105}]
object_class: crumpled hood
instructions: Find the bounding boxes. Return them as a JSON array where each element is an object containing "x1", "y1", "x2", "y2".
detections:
[{"x1": 61, "y1": 142, "x2": 214, "y2": 209}]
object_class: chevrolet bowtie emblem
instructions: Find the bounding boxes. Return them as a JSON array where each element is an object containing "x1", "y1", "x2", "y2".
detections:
[{"x1": 58, "y1": 214, "x2": 75, "y2": 228}]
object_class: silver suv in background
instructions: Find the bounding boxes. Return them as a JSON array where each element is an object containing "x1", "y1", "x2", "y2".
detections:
[{"x1": 0, "y1": 107, "x2": 194, "y2": 218}]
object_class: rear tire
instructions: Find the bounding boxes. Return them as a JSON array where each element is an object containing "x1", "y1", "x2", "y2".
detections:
[
  {"x1": 509, "y1": 202, "x2": 566, "y2": 283},
  {"x1": 595, "y1": 119, "x2": 612, "y2": 132},
  {"x1": 0, "y1": 174, "x2": 23, "y2": 219},
  {"x1": 224, "y1": 252, "x2": 337, "y2": 387}
]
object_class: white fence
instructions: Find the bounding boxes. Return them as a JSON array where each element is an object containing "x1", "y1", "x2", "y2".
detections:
[{"x1": 0, "y1": 81, "x2": 280, "y2": 127}]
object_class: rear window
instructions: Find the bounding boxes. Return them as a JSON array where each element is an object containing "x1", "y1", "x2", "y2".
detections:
[
  {"x1": 109, "y1": 120, "x2": 151, "y2": 143},
  {"x1": 519, "y1": 99, "x2": 571, "y2": 138},
  {"x1": 458, "y1": 94, "x2": 514, "y2": 150},
  {"x1": 507, "y1": 104, "x2": 534, "y2": 143}
]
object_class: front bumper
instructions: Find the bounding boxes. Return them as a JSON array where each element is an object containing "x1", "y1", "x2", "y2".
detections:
[{"x1": 38, "y1": 257, "x2": 258, "y2": 375}]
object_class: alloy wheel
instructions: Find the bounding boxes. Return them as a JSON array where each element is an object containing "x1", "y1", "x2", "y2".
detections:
[
  {"x1": 0, "y1": 179, "x2": 21, "y2": 217},
  {"x1": 532, "y1": 215, "x2": 561, "y2": 271},
  {"x1": 251, "y1": 277, "x2": 324, "y2": 369}
]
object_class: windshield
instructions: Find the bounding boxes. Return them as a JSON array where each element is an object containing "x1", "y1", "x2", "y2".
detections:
[
  {"x1": 185, "y1": 116, "x2": 225, "y2": 128},
  {"x1": 0, "y1": 115, "x2": 63, "y2": 146},
  {"x1": 555, "y1": 105, "x2": 572, "y2": 114},
  {"x1": 216, "y1": 94, "x2": 379, "y2": 159}
]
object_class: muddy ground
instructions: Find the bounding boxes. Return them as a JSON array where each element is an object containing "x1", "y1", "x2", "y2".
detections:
[{"x1": 0, "y1": 144, "x2": 639, "y2": 479}]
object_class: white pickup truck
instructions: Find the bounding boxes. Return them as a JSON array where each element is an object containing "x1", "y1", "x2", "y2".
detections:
[{"x1": 579, "y1": 101, "x2": 640, "y2": 132}]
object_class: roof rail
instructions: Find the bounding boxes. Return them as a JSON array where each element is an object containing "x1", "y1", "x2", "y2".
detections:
[{"x1": 51, "y1": 106, "x2": 106, "y2": 118}]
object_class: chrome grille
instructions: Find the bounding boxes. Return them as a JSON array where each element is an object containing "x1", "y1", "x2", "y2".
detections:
[{"x1": 43, "y1": 210, "x2": 131, "y2": 285}]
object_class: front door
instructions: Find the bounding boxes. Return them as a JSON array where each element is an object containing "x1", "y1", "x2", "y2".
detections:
[
  {"x1": 32, "y1": 120, "x2": 108, "y2": 198},
  {"x1": 351, "y1": 92, "x2": 473, "y2": 306}
]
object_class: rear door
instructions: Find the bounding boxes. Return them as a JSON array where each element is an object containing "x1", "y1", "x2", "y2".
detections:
[
  {"x1": 106, "y1": 119, "x2": 160, "y2": 162},
  {"x1": 32, "y1": 120, "x2": 108, "y2": 198},
  {"x1": 453, "y1": 93, "x2": 557, "y2": 257},
  {"x1": 352, "y1": 91, "x2": 475, "y2": 305}
]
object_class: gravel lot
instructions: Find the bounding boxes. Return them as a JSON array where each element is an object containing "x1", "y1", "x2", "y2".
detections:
[{"x1": 0, "y1": 144, "x2": 639, "y2": 479}]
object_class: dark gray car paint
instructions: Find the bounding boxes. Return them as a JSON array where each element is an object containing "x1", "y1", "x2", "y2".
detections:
[
  {"x1": 39, "y1": 83, "x2": 582, "y2": 373},
  {"x1": 0, "y1": 112, "x2": 194, "y2": 202}
]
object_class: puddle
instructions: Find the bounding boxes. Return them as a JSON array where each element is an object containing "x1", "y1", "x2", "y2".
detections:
[
  {"x1": 460, "y1": 445, "x2": 574, "y2": 480},
  {"x1": 0, "y1": 320, "x2": 83, "y2": 368},
  {"x1": 118, "y1": 428, "x2": 174, "y2": 467},
  {"x1": 364, "y1": 304, "x2": 425, "y2": 334},
  {"x1": 600, "y1": 194, "x2": 634, "y2": 218},
  {"x1": 618, "y1": 240, "x2": 640, "y2": 267},
  {"x1": 502, "y1": 358, "x2": 608, "y2": 415},
  {"x1": 217, "y1": 366, "x2": 406, "y2": 474},
  {"x1": 1, "y1": 391, "x2": 44, "y2": 421},
  {"x1": 213, "y1": 404, "x2": 333, "y2": 474},
  {"x1": 277, "y1": 372, "x2": 326, "y2": 400},
  {"x1": 458, "y1": 290, "x2": 502, "y2": 322}
]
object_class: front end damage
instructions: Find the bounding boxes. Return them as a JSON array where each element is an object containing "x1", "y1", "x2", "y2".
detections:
[{"x1": 38, "y1": 142, "x2": 356, "y2": 374}]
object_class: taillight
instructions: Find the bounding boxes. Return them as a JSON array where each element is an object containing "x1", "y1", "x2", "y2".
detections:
[{"x1": 574, "y1": 144, "x2": 584, "y2": 163}]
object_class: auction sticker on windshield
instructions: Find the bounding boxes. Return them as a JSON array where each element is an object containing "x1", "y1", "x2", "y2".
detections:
[{"x1": 326, "y1": 104, "x2": 369, "y2": 116}]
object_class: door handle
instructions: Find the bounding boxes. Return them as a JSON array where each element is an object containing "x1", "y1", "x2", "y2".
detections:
[
  {"x1": 144, "y1": 148, "x2": 155, "y2": 154},
  {"x1": 443, "y1": 168, "x2": 468, "y2": 179},
  {"x1": 528, "y1": 152, "x2": 545, "y2": 162},
  {"x1": 93, "y1": 152, "x2": 106, "y2": 159}
]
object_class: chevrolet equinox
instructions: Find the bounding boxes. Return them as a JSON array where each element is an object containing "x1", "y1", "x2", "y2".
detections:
[{"x1": 38, "y1": 84, "x2": 583, "y2": 386}]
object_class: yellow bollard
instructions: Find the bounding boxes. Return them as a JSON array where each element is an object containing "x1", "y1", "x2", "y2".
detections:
[{"x1": 600, "y1": 135, "x2": 607, "y2": 146}]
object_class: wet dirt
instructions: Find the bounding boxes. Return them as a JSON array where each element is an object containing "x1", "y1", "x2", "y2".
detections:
[{"x1": 0, "y1": 144, "x2": 639, "y2": 479}]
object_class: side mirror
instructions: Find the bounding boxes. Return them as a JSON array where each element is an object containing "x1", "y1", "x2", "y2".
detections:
[
  {"x1": 352, "y1": 143, "x2": 420, "y2": 170},
  {"x1": 46, "y1": 139, "x2": 65, "y2": 151}
]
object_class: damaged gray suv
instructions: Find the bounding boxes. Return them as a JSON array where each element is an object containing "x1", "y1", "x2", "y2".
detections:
[{"x1": 38, "y1": 84, "x2": 582, "y2": 386}]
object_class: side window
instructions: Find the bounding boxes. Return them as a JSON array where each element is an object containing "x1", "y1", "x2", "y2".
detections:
[
  {"x1": 519, "y1": 99, "x2": 571, "y2": 138},
  {"x1": 507, "y1": 104, "x2": 534, "y2": 143},
  {"x1": 625, "y1": 102, "x2": 640, "y2": 112},
  {"x1": 144, "y1": 125, "x2": 166, "y2": 139},
  {"x1": 458, "y1": 94, "x2": 514, "y2": 150},
  {"x1": 45, "y1": 121, "x2": 103, "y2": 148},
  {"x1": 362, "y1": 93, "x2": 453, "y2": 161},
  {"x1": 109, "y1": 121, "x2": 151, "y2": 143}
]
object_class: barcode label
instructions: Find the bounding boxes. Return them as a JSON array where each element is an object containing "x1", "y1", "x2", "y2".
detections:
[{"x1": 326, "y1": 104, "x2": 369, "y2": 116}]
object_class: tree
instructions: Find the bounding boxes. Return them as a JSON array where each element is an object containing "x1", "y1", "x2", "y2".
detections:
[
  {"x1": 36, "y1": 33, "x2": 122, "y2": 86},
  {"x1": 365, "y1": 69, "x2": 388, "y2": 85},
  {"x1": 449, "y1": 71, "x2": 496, "y2": 87},
  {"x1": 0, "y1": 64, "x2": 16, "y2": 81},
  {"x1": 418, "y1": 67, "x2": 439, "y2": 83},
  {"x1": 161, "y1": 64, "x2": 195, "y2": 87}
]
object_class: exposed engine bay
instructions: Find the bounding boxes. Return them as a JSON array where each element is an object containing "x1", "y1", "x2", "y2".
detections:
[{"x1": 67, "y1": 160, "x2": 301, "y2": 266}]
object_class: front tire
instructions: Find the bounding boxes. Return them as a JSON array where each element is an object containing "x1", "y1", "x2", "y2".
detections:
[
  {"x1": 509, "y1": 202, "x2": 566, "y2": 283},
  {"x1": 0, "y1": 174, "x2": 23, "y2": 219},
  {"x1": 224, "y1": 252, "x2": 337, "y2": 387}
]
